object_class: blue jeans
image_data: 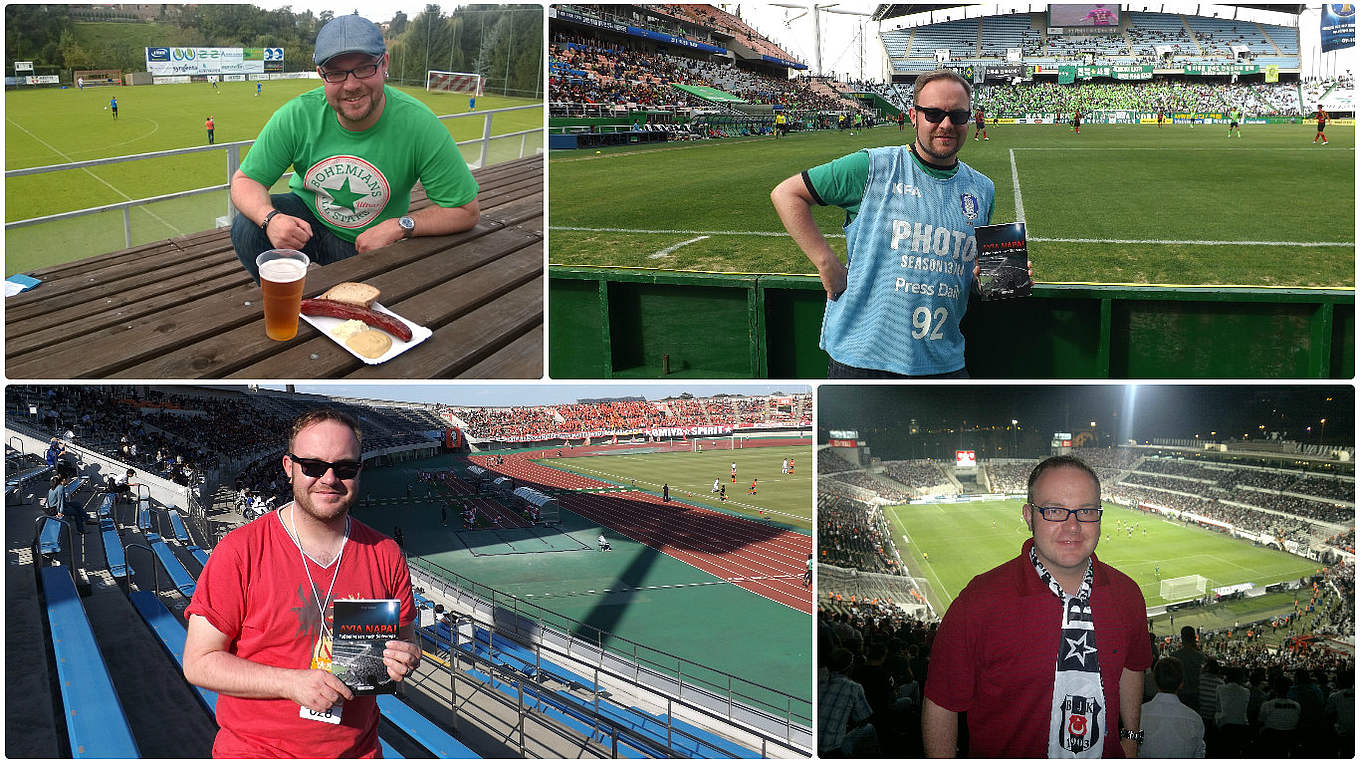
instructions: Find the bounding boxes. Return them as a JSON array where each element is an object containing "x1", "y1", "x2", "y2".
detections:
[
  {"x1": 827, "y1": 357, "x2": 969, "y2": 379},
  {"x1": 230, "y1": 192, "x2": 358, "y2": 281}
]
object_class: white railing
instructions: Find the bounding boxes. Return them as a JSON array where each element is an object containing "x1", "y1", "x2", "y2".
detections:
[{"x1": 6, "y1": 104, "x2": 542, "y2": 250}]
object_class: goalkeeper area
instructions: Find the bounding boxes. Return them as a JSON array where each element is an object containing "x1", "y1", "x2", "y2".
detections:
[
  {"x1": 885, "y1": 499, "x2": 1322, "y2": 618},
  {"x1": 426, "y1": 70, "x2": 484, "y2": 95},
  {"x1": 1160, "y1": 573, "x2": 1210, "y2": 602}
]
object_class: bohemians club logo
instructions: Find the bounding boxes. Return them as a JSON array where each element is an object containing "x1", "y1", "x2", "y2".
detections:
[{"x1": 305, "y1": 155, "x2": 391, "y2": 229}]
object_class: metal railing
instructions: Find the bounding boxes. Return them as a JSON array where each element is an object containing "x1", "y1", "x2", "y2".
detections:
[{"x1": 6, "y1": 103, "x2": 542, "y2": 251}]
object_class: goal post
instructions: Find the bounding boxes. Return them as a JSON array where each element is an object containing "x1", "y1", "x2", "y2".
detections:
[
  {"x1": 1159, "y1": 574, "x2": 1209, "y2": 602},
  {"x1": 425, "y1": 70, "x2": 483, "y2": 95}
]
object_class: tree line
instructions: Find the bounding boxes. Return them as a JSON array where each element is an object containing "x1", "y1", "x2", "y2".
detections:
[{"x1": 4, "y1": 4, "x2": 542, "y2": 97}]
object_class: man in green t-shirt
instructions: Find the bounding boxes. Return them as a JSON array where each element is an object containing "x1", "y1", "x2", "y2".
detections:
[{"x1": 228, "y1": 14, "x2": 480, "y2": 280}]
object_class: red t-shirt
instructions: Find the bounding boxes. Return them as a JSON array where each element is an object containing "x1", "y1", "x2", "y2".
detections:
[
  {"x1": 925, "y1": 538, "x2": 1152, "y2": 757},
  {"x1": 185, "y1": 508, "x2": 415, "y2": 758}
]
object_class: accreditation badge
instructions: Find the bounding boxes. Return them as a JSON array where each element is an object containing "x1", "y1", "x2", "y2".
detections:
[{"x1": 299, "y1": 631, "x2": 342, "y2": 723}]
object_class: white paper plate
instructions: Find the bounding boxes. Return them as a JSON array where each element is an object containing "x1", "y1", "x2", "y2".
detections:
[{"x1": 300, "y1": 302, "x2": 432, "y2": 365}]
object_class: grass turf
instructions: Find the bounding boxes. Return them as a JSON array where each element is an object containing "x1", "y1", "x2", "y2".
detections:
[
  {"x1": 5, "y1": 80, "x2": 542, "y2": 275},
  {"x1": 548, "y1": 123, "x2": 1354, "y2": 288},
  {"x1": 540, "y1": 443, "x2": 814, "y2": 532},
  {"x1": 883, "y1": 498, "x2": 1323, "y2": 617}
]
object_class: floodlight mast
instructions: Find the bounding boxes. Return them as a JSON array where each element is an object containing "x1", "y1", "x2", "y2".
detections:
[{"x1": 765, "y1": 2, "x2": 874, "y2": 77}]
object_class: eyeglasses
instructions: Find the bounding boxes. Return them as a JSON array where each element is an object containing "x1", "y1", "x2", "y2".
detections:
[
  {"x1": 319, "y1": 61, "x2": 381, "y2": 83},
  {"x1": 915, "y1": 106, "x2": 972, "y2": 126},
  {"x1": 1030, "y1": 505, "x2": 1103, "y2": 523},
  {"x1": 287, "y1": 452, "x2": 363, "y2": 480}
]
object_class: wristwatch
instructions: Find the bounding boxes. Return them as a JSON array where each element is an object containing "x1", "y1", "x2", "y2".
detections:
[
  {"x1": 398, "y1": 216, "x2": 415, "y2": 239},
  {"x1": 260, "y1": 209, "x2": 280, "y2": 231},
  {"x1": 1119, "y1": 729, "x2": 1144, "y2": 745}
]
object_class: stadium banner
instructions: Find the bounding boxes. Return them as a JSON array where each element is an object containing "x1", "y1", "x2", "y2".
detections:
[
  {"x1": 626, "y1": 26, "x2": 726, "y2": 54},
  {"x1": 984, "y1": 64, "x2": 1024, "y2": 82},
  {"x1": 550, "y1": 6, "x2": 629, "y2": 34},
  {"x1": 828, "y1": 439, "x2": 857, "y2": 448},
  {"x1": 1265, "y1": 64, "x2": 1280, "y2": 83},
  {"x1": 244, "y1": 47, "x2": 286, "y2": 72},
  {"x1": 146, "y1": 47, "x2": 265, "y2": 75},
  {"x1": 153, "y1": 76, "x2": 193, "y2": 85},
  {"x1": 22, "y1": 75, "x2": 60, "y2": 85},
  {"x1": 761, "y1": 54, "x2": 807, "y2": 71},
  {"x1": 223, "y1": 74, "x2": 247, "y2": 82},
  {"x1": 1055, "y1": 64, "x2": 1153, "y2": 82},
  {"x1": 14, "y1": 61, "x2": 33, "y2": 72},
  {"x1": 1321, "y1": 3, "x2": 1356, "y2": 52},
  {"x1": 1182, "y1": 63, "x2": 1259, "y2": 76}
]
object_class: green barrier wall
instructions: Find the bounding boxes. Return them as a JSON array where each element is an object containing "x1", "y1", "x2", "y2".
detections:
[{"x1": 549, "y1": 267, "x2": 1354, "y2": 379}]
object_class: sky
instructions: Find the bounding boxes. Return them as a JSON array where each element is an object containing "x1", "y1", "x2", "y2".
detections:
[
  {"x1": 264, "y1": 383, "x2": 809, "y2": 406},
  {"x1": 818, "y1": 385, "x2": 1354, "y2": 446}
]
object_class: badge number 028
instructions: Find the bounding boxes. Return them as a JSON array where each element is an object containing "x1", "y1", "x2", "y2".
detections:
[{"x1": 301, "y1": 701, "x2": 343, "y2": 724}]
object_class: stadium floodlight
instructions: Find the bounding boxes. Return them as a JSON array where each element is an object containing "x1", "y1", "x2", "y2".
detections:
[
  {"x1": 425, "y1": 70, "x2": 483, "y2": 96},
  {"x1": 1159, "y1": 574, "x2": 1209, "y2": 602}
]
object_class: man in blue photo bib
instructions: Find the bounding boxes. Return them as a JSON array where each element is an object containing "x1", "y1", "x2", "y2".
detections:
[{"x1": 772, "y1": 69, "x2": 997, "y2": 378}]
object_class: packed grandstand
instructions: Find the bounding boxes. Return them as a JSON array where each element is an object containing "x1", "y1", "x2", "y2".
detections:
[
  {"x1": 6, "y1": 385, "x2": 815, "y2": 759},
  {"x1": 550, "y1": 3, "x2": 1350, "y2": 150},
  {"x1": 817, "y1": 435, "x2": 1353, "y2": 757}
]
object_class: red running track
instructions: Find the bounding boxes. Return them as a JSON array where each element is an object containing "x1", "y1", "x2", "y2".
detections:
[{"x1": 472, "y1": 452, "x2": 813, "y2": 614}]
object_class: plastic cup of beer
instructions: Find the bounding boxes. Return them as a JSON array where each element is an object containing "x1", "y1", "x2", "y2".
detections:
[{"x1": 256, "y1": 249, "x2": 309, "y2": 341}]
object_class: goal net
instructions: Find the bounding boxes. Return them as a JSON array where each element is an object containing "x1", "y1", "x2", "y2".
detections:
[
  {"x1": 425, "y1": 70, "x2": 483, "y2": 95},
  {"x1": 1159, "y1": 574, "x2": 1209, "y2": 602}
]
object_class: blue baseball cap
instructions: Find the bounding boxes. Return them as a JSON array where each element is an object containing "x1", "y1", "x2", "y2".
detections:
[{"x1": 313, "y1": 14, "x2": 386, "y2": 67}]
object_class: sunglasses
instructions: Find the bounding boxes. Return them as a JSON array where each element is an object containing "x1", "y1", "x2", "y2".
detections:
[
  {"x1": 1030, "y1": 505, "x2": 1103, "y2": 523},
  {"x1": 288, "y1": 452, "x2": 363, "y2": 480},
  {"x1": 916, "y1": 106, "x2": 972, "y2": 126}
]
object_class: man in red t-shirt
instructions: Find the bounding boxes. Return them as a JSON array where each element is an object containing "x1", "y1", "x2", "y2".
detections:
[
  {"x1": 183, "y1": 409, "x2": 421, "y2": 758},
  {"x1": 922, "y1": 456, "x2": 1151, "y2": 758}
]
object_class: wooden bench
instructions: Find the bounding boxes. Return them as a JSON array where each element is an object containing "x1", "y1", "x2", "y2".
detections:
[{"x1": 7, "y1": 156, "x2": 543, "y2": 379}]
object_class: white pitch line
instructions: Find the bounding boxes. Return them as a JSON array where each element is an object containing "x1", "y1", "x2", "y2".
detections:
[
  {"x1": 1011, "y1": 146, "x2": 1355, "y2": 151},
  {"x1": 552, "y1": 225, "x2": 820, "y2": 237},
  {"x1": 550, "y1": 226, "x2": 1350, "y2": 248},
  {"x1": 1009, "y1": 148, "x2": 1026, "y2": 224},
  {"x1": 8, "y1": 117, "x2": 183, "y2": 236},
  {"x1": 1032, "y1": 237, "x2": 1351, "y2": 247},
  {"x1": 649, "y1": 234, "x2": 710, "y2": 259}
]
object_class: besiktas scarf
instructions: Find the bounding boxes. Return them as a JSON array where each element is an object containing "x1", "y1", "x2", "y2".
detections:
[{"x1": 1030, "y1": 546, "x2": 1105, "y2": 758}]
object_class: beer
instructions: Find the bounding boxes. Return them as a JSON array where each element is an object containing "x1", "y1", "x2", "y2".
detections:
[{"x1": 257, "y1": 253, "x2": 308, "y2": 341}]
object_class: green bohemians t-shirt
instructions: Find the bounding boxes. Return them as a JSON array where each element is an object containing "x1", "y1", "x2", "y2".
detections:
[{"x1": 240, "y1": 86, "x2": 478, "y2": 243}]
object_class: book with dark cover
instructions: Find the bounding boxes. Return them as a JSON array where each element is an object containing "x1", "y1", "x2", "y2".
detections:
[
  {"x1": 974, "y1": 222, "x2": 1032, "y2": 300},
  {"x1": 331, "y1": 599, "x2": 400, "y2": 695}
]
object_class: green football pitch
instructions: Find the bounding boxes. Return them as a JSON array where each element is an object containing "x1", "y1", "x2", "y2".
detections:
[
  {"x1": 548, "y1": 122, "x2": 1354, "y2": 288},
  {"x1": 356, "y1": 452, "x2": 813, "y2": 710},
  {"x1": 4, "y1": 80, "x2": 543, "y2": 275},
  {"x1": 883, "y1": 498, "x2": 1324, "y2": 617},
  {"x1": 540, "y1": 443, "x2": 814, "y2": 532}
]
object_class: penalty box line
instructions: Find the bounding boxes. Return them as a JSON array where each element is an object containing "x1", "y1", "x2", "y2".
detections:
[{"x1": 550, "y1": 226, "x2": 1351, "y2": 248}]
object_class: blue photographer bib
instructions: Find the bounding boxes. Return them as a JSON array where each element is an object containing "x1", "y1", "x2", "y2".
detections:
[{"x1": 812, "y1": 147, "x2": 994, "y2": 375}]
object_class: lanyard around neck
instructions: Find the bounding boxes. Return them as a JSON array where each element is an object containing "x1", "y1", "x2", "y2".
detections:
[{"x1": 286, "y1": 504, "x2": 350, "y2": 643}]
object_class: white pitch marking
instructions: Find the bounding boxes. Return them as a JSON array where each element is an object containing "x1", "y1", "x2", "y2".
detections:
[
  {"x1": 649, "y1": 234, "x2": 710, "y2": 259},
  {"x1": 549, "y1": 226, "x2": 1351, "y2": 248},
  {"x1": 7, "y1": 117, "x2": 183, "y2": 235},
  {"x1": 1009, "y1": 148, "x2": 1026, "y2": 224},
  {"x1": 1011, "y1": 146, "x2": 1355, "y2": 151},
  {"x1": 1032, "y1": 237, "x2": 1351, "y2": 247}
]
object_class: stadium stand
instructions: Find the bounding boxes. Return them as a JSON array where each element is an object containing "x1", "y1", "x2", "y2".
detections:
[{"x1": 8, "y1": 384, "x2": 813, "y2": 759}]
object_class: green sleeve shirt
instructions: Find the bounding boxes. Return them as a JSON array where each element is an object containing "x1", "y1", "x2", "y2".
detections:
[
  {"x1": 804, "y1": 149, "x2": 986, "y2": 225},
  {"x1": 240, "y1": 86, "x2": 478, "y2": 243}
]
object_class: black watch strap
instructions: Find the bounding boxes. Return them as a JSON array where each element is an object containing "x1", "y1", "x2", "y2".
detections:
[{"x1": 260, "y1": 209, "x2": 280, "y2": 231}]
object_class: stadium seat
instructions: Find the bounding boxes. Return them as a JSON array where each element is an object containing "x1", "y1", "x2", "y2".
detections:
[{"x1": 42, "y1": 566, "x2": 140, "y2": 758}]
